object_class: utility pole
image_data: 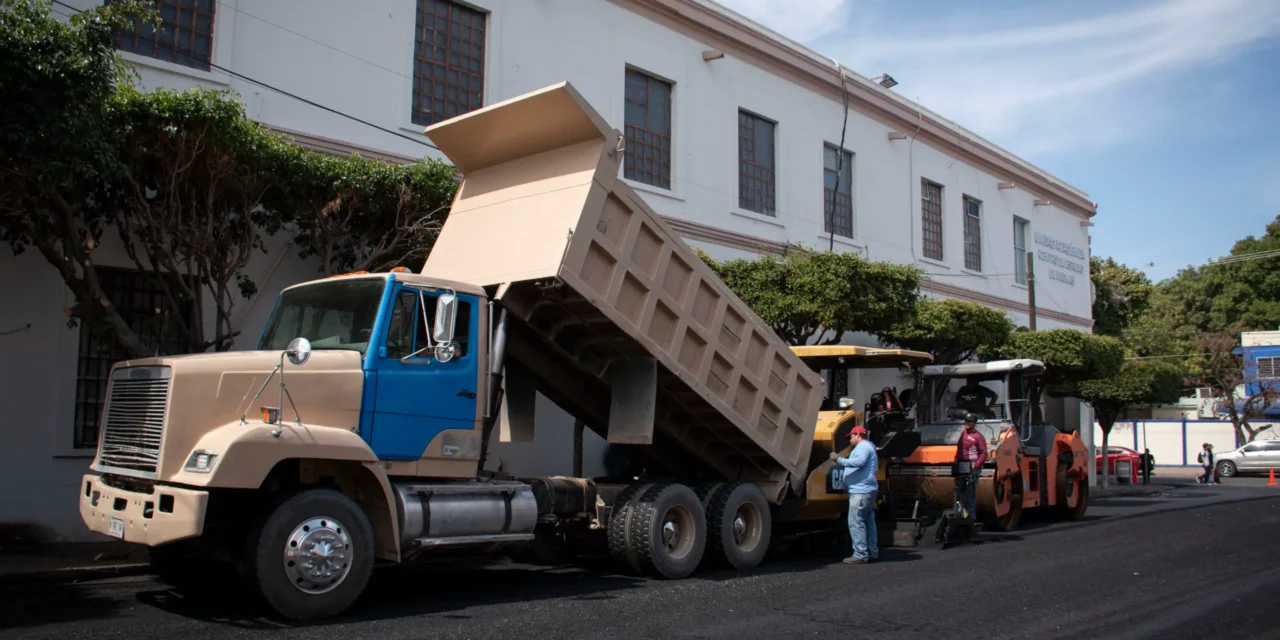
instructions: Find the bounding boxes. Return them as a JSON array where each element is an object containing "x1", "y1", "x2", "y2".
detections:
[{"x1": 1026, "y1": 252, "x2": 1037, "y2": 331}]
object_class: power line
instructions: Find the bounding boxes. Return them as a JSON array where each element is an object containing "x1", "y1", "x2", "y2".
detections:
[{"x1": 49, "y1": 0, "x2": 440, "y2": 153}]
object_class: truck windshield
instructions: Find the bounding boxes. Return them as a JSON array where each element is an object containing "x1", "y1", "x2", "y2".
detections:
[{"x1": 259, "y1": 278, "x2": 386, "y2": 355}]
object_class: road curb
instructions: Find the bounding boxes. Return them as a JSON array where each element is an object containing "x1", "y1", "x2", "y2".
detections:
[{"x1": 0, "y1": 563, "x2": 151, "y2": 587}]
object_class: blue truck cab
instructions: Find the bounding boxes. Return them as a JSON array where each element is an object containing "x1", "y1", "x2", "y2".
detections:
[{"x1": 255, "y1": 271, "x2": 487, "y2": 462}]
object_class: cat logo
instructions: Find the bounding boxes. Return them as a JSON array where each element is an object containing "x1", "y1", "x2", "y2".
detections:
[{"x1": 826, "y1": 465, "x2": 846, "y2": 494}]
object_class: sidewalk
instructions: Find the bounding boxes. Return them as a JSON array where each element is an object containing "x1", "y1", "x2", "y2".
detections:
[{"x1": 0, "y1": 541, "x2": 150, "y2": 587}]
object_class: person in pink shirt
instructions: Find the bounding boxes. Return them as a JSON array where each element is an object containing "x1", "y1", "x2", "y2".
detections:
[{"x1": 954, "y1": 413, "x2": 987, "y2": 518}]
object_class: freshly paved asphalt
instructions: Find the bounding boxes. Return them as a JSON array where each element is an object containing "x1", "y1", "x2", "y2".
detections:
[{"x1": 3, "y1": 480, "x2": 1277, "y2": 640}]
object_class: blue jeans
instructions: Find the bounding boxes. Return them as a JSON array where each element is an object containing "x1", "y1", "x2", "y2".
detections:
[{"x1": 847, "y1": 491, "x2": 878, "y2": 560}]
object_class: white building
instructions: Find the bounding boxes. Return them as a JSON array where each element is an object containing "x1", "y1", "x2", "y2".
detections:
[{"x1": 1, "y1": 0, "x2": 1097, "y2": 542}]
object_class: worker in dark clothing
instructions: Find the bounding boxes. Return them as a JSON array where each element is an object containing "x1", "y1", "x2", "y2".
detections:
[
  {"x1": 955, "y1": 375, "x2": 997, "y2": 417},
  {"x1": 954, "y1": 413, "x2": 987, "y2": 518}
]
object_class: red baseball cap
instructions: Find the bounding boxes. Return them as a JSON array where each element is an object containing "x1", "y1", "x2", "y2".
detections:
[{"x1": 851, "y1": 426, "x2": 867, "y2": 436}]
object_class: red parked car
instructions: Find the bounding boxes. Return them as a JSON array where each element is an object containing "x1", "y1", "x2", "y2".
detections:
[{"x1": 1096, "y1": 446, "x2": 1151, "y2": 483}]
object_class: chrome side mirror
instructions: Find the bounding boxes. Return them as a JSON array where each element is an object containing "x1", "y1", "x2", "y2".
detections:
[
  {"x1": 433, "y1": 292, "x2": 458, "y2": 344},
  {"x1": 286, "y1": 337, "x2": 312, "y2": 366}
]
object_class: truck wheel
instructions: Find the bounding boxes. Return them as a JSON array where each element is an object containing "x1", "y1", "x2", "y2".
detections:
[
  {"x1": 694, "y1": 481, "x2": 726, "y2": 512},
  {"x1": 607, "y1": 483, "x2": 654, "y2": 574},
  {"x1": 703, "y1": 482, "x2": 771, "y2": 570},
  {"x1": 626, "y1": 483, "x2": 706, "y2": 579},
  {"x1": 246, "y1": 487, "x2": 375, "y2": 621}
]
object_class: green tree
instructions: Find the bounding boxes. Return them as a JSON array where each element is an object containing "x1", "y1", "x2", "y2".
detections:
[
  {"x1": 0, "y1": 0, "x2": 155, "y2": 357},
  {"x1": 1060, "y1": 359, "x2": 1185, "y2": 488},
  {"x1": 982, "y1": 328, "x2": 1126, "y2": 425},
  {"x1": 1191, "y1": 333, "x2": 1279, "y2": 445},
  {"x1": 1134, "y1": 215, "x2": 1280, "y2": 355},
  {"x1": 1090, "y1": 256, "x2": 1153, "y2": 337},
  {"x1": 876, "y1": 298, "x2": 1014, "y2": 365},
  {"x1": 269, "y1": 147, "x2": 458, "y2": 276},
  {"x1": 1, "y1": 1, "x2": 461, "y2": 359},
  {"x1": 97, "y1": 86, "x2": 299, "y2": 352},
  {"x1": 696, "y1": 246, "x2": 921, "y2": 345}
]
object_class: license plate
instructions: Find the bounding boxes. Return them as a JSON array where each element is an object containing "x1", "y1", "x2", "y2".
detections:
[{"x1": 107, "y1": 516, "x2": 125, "y2": 539}]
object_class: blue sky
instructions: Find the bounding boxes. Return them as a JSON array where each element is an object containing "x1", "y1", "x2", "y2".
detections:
[{"x1": 718, "y1": 0, "x2": 1280, "y2": 283}]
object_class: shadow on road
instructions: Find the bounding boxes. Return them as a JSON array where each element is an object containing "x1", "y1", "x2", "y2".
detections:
[
  {"x1": 131, "y1": 540, "x2": 914, "y2": 628},
  {"x1": 0, "y1": 582, "x2": 125, "y2": 629},
  {"x1": 134, "y1": 557, "x2": 652, "y2": 629}
]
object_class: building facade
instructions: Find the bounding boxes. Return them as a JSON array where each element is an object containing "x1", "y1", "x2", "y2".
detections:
[{"x1": 1, "y1": 0, "x2": 1097, "y2": 542}]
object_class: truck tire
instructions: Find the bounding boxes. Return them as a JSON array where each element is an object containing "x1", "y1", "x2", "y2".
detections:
[
  {"x1": 626, "y1": 483, "x2": 707, "y2": 579},
  {"x1": 703, "y1": 482, "x2": 771, "y2": 570},
  {"x1": 607, "y1": 482, "x2": 655, "y2": 574},
  {"x1": 245, "y1": 487, "x2": 375, "y2": 621},
  {"x1": 694, "y1": 481, "x2": 726, "y2": 512}
]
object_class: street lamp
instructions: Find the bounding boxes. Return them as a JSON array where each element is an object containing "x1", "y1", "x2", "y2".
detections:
[{"x1": 873, "y1": 74, "x2": 898, "y2": 89}]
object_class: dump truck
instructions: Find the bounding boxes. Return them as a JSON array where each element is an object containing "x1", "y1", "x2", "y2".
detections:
[
  {"x1": 78, "y1": 82, "x2": 834, "y2": 621},
  {"x1": 884, "y1": 359, "x2": 1091, "y2": 533}
]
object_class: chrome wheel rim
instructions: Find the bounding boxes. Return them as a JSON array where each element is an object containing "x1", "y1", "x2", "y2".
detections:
[
  {"x1": 660, "y1": 505, "x2": 695, "y2": 560},
  {"x1": 283, "y1": 516, "x2": 353, "y2": 594},
  {"x1": 732, "y1": 502, "x2": 763, "y2": 552}
]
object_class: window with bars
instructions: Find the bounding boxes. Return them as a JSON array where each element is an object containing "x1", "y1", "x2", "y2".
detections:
[
  {"x1": 1258, "y1": 356, "x2": 1278, "y2": 380},
  {"x1": 921, "y1": 179, "x2": 943, "y2": 261},
  {"x1": 623, "y1": 68, "x2": 672, "y2": 190},
  {"x1": 823, "y1": 143, "x2": 854, "y2": 238},
  {"x1": 1013, "y1": 216, "x2": 1029, "y2": 285},
  {"x1": 963, "y1": 195, "x2": 982, "y2": 271},
  {"x1": 738, "y1": 110, "x2": 776, "y2": 216},
  {"x1": 73, "y1": 267, "x2": 197, "y2": 449},
  {"x1": 411, "y1": 0, "x2": 487, "y2": 126},
  {"x1": 110, "y1": 0, "x2": 215, "y2": 71}
]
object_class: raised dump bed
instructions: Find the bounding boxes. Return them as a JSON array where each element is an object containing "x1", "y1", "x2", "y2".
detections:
[{"x1": 421, "y1": 82, "x2": 824, "y2": 500}]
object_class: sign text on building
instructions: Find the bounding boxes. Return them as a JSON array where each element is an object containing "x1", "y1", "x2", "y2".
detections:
[{"x1": 1033, "y1": 232, "x2": 1085, "y2": 286}]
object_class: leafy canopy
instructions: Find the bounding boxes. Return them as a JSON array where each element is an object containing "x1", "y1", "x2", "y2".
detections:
[
  {"x1": 696, "y1": 246, "x2": 921, "y2": 346},
  {"x1": 876, "y1": 298, "x2": 1013, "y2": 365},
  {"x1": 1090, "y1": 256, "x2": 1153, "y2": 338},
  {"x1": 0, "y1": 0, "x2": 458, "y2": 359}
]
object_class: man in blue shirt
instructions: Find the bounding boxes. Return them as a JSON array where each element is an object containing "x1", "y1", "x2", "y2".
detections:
[{"x1": 829, "y1": 425, "x2": 878, "y2": 564}]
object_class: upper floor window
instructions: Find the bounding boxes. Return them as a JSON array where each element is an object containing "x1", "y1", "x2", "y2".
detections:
[
  {"x1": 110, "y1": 0, "x2": 215, "y2": 71},
  {"x1": 1013, "y1": 216, "x2": 1029, "y2": 285},
  {"x1": 738, "y1": 109, "x2": 776, "y2": 216},
  {"x1": 823, "y1": 144, "x2": 854, "y2": 238},
  {"x1": 963, "y1": 195, "x2": 982, "y2": 271},
  {"x1": 411, "y1": 0, "x2": 486, "y2": 126},
  {"x1": 921, "y1": 179, "x2": 943, "y2": 261},
  {"x1": 623, "y1": 68, "x2": 673, "y2": 190}
]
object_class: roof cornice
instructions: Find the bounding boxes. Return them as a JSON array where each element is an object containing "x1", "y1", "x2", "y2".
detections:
[{"x1": 611, "y1": 0, "x2": 1097, "y2": 219}]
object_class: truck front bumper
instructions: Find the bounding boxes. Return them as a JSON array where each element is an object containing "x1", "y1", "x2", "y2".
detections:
[{"x1": 79, "y1": 473, "x2": 208, "y2": 546}]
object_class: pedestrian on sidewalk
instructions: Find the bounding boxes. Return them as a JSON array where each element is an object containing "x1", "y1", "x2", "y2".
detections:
[
  {"x1": 1197, "y1": 443, "x2": 1214, "y2": 484},
  {"x1": 830, "y1": 425, "x2": 878, "y2": 565}
]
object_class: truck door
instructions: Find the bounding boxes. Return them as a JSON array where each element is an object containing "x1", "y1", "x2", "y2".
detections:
[{"x1": 368, "y1": 284, "x2": 479, "y2": 460}]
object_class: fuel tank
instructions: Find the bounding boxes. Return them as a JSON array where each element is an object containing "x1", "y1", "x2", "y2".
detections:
[{"x1": 392, "y1": 481, "x2": 539, "y2": 549}]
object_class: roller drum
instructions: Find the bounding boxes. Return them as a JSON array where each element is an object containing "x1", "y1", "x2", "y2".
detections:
[{"x1": 888, "y1": 470, "x2": 998, "y2": 515}]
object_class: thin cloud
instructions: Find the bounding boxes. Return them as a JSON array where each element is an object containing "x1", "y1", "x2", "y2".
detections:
[{"x1": 812, "y1": 0, "x2": 1280, "y2": 156}]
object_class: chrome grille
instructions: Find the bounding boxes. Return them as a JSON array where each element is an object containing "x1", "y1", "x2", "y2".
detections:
[{"x1": 98, "y1": 367, "x2": 171, "y2": 476}]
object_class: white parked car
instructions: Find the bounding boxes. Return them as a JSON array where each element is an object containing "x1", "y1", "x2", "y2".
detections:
[{"x1": 1214, "y1": 440, "x2": 1280, "y2": 477}]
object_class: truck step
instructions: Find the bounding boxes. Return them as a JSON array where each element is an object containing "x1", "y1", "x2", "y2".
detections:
[{"x1": 409, "y1": 533, "x2": 536, "y2": 549}]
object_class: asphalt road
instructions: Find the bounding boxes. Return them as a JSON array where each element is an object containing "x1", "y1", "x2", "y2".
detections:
[{"x1": 3, "y1": 482, "x2": 1277, "y2": 640}]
